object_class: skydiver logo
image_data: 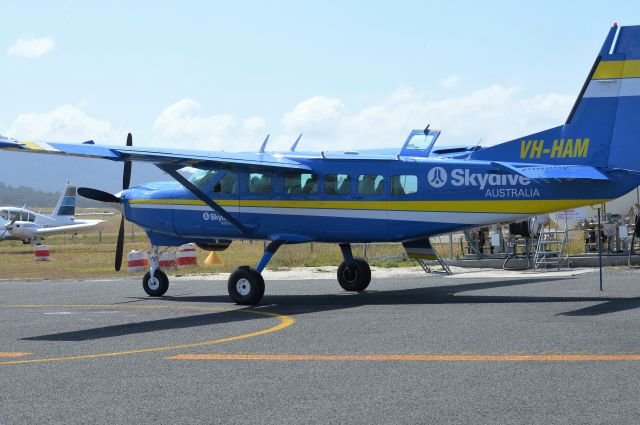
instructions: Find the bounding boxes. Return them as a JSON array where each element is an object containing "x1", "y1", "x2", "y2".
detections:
[{"x1": 427, "y1": 167, "x2": 447, "y2": 188}]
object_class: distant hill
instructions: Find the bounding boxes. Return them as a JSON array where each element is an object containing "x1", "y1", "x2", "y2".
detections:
[
  {"x1": 0, "y1": 182, "x2": 106, "y2": 208},
  {"x1": 0, "y1": 151, "x2": 166, "y2": 193}
]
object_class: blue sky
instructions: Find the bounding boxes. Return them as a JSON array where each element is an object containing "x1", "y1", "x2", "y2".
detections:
[{"x1": 1, "y1": 1, "x2": 639, "y2": 160}]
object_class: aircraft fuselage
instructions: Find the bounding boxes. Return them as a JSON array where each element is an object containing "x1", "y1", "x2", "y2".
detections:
[{"x1": 121, "y1": 156, "x2": 640, "y2": 246}]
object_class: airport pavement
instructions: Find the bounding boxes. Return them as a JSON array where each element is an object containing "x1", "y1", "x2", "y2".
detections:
[{"x1": 1, "y1": 268, "x2": 639, "y2": 424}]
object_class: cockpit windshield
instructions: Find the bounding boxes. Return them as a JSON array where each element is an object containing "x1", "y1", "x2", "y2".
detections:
[
  {"x1": 187, "y1": 169, "x2": 220, "y2": 190},
  {"x1": 186, "y1": 168, "x2": 237, "y2": 194}
]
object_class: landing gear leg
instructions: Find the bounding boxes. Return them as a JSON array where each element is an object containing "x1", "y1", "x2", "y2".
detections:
[
  {"x1": 337, "y1": 243, "x2": 371, "y2": 292},
  {"x1": 143, "y1": 245, "x2": 169, "y2": 296},
  {"x1": 227, "y1": 241, "x2": 283, "y2": 305}
]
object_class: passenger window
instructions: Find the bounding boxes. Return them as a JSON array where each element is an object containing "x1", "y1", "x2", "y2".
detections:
[
  {"x1": 212, "y1": 172, "x2": 237, "y2": 194},
  {"x1": 249, "y1": 173, "x2": 272, "y2": 193},
  {"x1": 285, "y1": 172, "x2": 318, "y2": 194},
  {"x1": 358, "y1": 174, "x2": 384, "y2": 195},
  {"x1": 391, "y1": 175, "x2": 418, "y2": 195},
  {"x1": 324, "y1": 174, "x2": 351, "y2": 195}
]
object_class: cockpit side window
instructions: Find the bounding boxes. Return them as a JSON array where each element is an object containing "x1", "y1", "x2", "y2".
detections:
[
  {"x1": 212, "y1": 172, "x2": 237, "y2": 194},
  {"x1": 188, "y1": 169, "x2": 219, "y2": 191},
  {"x1": 0, "y1": 210, "x2": 8, "y2": 220},
  {"x1": 9, "y1": 211, "x2": 22, "y2": 221}
]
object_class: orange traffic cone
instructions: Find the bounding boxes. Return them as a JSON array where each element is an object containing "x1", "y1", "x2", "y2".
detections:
[{"x1": 204, "y1": 251, "x2": 224, "y2": 266}]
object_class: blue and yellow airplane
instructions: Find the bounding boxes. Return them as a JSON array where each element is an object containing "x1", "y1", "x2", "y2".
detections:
[{"x1": 1, "y1": 24, "x2": 640, "y2": 304}]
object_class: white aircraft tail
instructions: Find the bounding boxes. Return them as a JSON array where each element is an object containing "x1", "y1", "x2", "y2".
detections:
[{"x1": 51, "y1": 184, "x2": 77, "y2": 217}]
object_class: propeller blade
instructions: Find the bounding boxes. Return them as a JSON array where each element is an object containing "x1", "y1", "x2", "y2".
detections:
[
  {"x1": 123, "y1": 133, "x2": 132, "y2": 190},
  {"x1": 1, "y1": 218, "x2": 17, "y2": 239},
  {"x1": 123, "y1": 162, "x2": 131, "y2": 190},
  {"x1": 115, "y1": 216, "x2": 125, "y2": 271},
  {"x1": 77, "y1": 187, "x2": 120, "y2": 203}
]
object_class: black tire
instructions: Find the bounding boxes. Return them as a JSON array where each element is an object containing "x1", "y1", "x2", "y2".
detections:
[
  {"x1": 143, "y1": 269, "x2": 169, "y2": 297},
  {"x1": 337, "y1": 257, "x2": 371, "y2": 292},
  {"x1": 228, "y1": 266, "x2": 265, "y2": 305}
]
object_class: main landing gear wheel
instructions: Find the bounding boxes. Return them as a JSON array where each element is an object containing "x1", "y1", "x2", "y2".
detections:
[
  {"x1": 228, "y1": 266, "x2": 265, "y2": 305},
  {"x1": 337, "y1": 257, "x2": 371, "y2": 292},
  {"x1": 143, "y1": 269, "x2": 169, "y2": 297}
]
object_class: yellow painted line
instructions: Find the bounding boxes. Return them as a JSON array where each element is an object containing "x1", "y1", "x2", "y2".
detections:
[
  {"x1": 0, "y1": 352, "x2": 32, "y2": 358},
  {"x1": 593, "y1": 59, "x2": 640, "y2": 79},
  {"x1": 0, "y1": 304, "x2": 294, "y2": 365},
  {"x1": 128, "y1": 198, "x2": 609, "y2": 214},
  {"x1": 167, "y1": 353, "x2": 640, "y2": 362}
]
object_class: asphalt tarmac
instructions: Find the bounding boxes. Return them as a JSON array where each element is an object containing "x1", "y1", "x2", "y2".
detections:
[{"x1": 1, "y1": 269, "x2": 639, "y2": 424}]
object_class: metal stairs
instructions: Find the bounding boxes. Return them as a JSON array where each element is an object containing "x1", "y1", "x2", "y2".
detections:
[
  {"x1": 533, "y1": 228, "x2": 568, "y2": 270},
  {"x1": 416, "y1": 257, "x2": 452, "y2": 275}
]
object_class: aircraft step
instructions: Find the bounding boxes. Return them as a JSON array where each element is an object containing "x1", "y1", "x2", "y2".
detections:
[{"x1": 416, "y1": 258, "x2": 452, "y2": 275}]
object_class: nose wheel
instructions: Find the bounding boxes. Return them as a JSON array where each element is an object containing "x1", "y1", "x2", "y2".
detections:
[
  {"x1": 143, "y1": 269, "x2": 169, "y2": 296},
  {"x1": 142, "y1": 245, "x2": 169, "y2": 297}
]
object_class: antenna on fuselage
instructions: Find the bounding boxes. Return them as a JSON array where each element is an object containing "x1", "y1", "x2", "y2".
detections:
[
  {"x1": 290, "y1": 133, "x2": 303, "y2": 152},
  {"x1": 259, "y1": 134, "x2": 270, "y2": 153},
  {"x1": 465, "y1": 138, "x2": 483, "y2": 160}
]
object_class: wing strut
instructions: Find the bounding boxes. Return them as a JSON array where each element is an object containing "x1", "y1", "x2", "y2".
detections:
[{"x1": 157, "y1": 164, "x2": 253, "y2": 236}]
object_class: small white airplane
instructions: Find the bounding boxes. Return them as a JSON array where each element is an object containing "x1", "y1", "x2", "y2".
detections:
[{"x1": 0, "y1": 184, "x2": 106, "y2": 244}]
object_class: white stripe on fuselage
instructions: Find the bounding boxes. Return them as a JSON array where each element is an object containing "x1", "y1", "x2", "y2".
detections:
[{"x1": 128, "y1": 202, "x2": 527, "y2": 225}]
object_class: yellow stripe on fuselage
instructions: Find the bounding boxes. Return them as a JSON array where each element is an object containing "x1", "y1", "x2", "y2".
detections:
[
  {"x1": 128, "y1": 198, "x2": 609, "y2": 214},
  {"x1": 592, "y1": 60, "x2": 640, "y2": 79}
]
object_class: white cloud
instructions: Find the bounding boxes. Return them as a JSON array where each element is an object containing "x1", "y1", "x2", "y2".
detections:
[
  {"x1": 8, "y1": 36, "x2": 55, "y2": 58},
  {"x1": 3, "y1": 105, "x2": 118, "y2": 144},
  {"x1": 282, "y1": 96, "x2": 345, "y2": 136},
  {"x1": 153, "y1": 98, "x2": 267, "y2": 151},
  {"x1": 439, "y1": 75, "x2": 461, "y2": 89},
  {"x1": 279, "y1": 85, "x2": 575, "y2": 151},
  {"x1": 243, "y1": 116, "x2": 266, "y2": 133}
]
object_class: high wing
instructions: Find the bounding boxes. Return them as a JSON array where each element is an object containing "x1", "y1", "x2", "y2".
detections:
[
  {"x1": 35, "y1": 220, "x2": 104, "y2": 235},
  {"x1": 491, "y1": 162, "x2": 610, "y2": 180},
  {"x1": 0, "y1": 138, "x2": 310, "y2": 171}
]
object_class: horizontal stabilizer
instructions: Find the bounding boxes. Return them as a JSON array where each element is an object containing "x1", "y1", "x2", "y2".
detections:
[
  {"x1": 491, "y1": 162, "x2": 609, "y2": 180},
  {"x1": 35, "y1": 221, "x2": 104, "y2": 235}
]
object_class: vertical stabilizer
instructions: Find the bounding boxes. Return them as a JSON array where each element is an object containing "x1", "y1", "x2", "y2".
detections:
[
  {"x1": 471, "y1": 24, "x2": 640, "y2": 173},
  {"x1": 52, "y1": 184, "x2": 77, "y2": 217}
]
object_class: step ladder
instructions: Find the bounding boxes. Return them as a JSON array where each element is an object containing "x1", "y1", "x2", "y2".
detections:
[
  {"x1": 533, "y1": 229, "x2": 568, "y2": 270},
  {"x1": 403, "y1": 237, "x2": 453, "y2": 275},
  {"x1": 416, "y1": 257, "x2": 452, "y2": 275},
  {"x1": 629, "y1": 213, "x2": 640, "y2": 268}
]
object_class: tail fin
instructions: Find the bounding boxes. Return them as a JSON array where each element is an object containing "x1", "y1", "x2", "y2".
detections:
[
  {"x1": 52, "y1": 184, "x2": 77, "y2": 217},
  {"x1": 472, "y1": 24, "x2": 640, "y2": 172}
]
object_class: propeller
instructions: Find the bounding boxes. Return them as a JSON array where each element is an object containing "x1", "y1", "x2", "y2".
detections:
[
  {"x1": 1, "y1": 218, "x2": 17, "y2": 238},
  {"x1": 77, "y1": 188, "x2": 120, "y2": 203},
  {"x1": 114, "y1": 133, "x2": 134, "y2": 271},
  {"x1": 76, "y1": 133, "x2": 133, "y2": 271}
]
